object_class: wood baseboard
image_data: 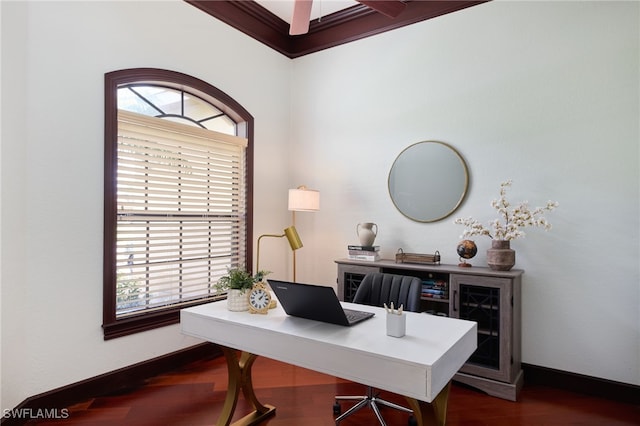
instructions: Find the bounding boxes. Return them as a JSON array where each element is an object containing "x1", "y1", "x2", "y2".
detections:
[
  {"x1": 1, "y1": 343, "x2": 221, "y2": 426},
  {"x1": 4, "y1": 346, "x2": 638, "y2": 426},
  {"x1": 522, "y1": 363, "x2": 639, "y2": 405}
]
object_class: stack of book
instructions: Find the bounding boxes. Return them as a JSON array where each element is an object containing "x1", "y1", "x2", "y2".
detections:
[
  {"x1": 347, "y1": 245, "x2": 380, "y2": 261},
  {"x1": 421, "y1": 278, "x2": 448, "y2": 299}
]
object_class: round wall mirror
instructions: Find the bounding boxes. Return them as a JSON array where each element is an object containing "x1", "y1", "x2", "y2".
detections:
[{"x1": 388, "y1": 141, "x2": 469, "y2": 223}]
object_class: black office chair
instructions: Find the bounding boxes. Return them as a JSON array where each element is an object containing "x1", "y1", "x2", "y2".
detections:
[{"x1": 333, "y1": 272, "x2": 422, "y2": 426}]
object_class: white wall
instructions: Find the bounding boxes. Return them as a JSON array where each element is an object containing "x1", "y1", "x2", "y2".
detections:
[
  {"x1": 0, "y1": 0, "x2": 292, "y2": 410},
  {"x1": 1, "y1": 0, "x2": 638, "y2": 412},
  {"x1": 290, "y1": 1, "x2": 639, "y2": 385}
]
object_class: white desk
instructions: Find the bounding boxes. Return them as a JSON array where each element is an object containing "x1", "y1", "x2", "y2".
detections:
[{"x1": 181, "y1": 298, "x2": 477, "y2": 426}]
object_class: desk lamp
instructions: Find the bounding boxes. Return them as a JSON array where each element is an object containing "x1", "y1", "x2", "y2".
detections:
[{"x1": 288, "y1": 185, "x2": 320, "y2": 281}]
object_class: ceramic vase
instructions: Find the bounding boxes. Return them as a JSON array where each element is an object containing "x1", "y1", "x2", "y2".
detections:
[
  {"x1": 357, "y1": 222, "x2": 378, "y2": 246},
  {"x1": 486, "y1": 240, "x2": 516, "y2": 271},
  {"x1": 226, "y1": 289, "x2": 249, "y2": 311}
]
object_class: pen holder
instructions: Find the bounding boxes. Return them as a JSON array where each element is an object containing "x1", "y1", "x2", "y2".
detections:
[{"x1": 386, "y1": 312, "x2": 406, "y2": 338}]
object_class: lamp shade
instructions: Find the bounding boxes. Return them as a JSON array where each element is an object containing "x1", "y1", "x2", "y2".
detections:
[{"x1": 288, "y1": 187, "x2": 320, "y2": 212}]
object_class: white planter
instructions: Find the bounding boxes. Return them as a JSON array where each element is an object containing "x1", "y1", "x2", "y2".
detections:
[{"x1": 227, "y1": 289, "x2": 249, "y2": 311}]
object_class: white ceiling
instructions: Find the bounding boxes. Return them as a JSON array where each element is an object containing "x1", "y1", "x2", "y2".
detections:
[{"x1": 254, "y1": 0, "x2": 358, "y2": 24}]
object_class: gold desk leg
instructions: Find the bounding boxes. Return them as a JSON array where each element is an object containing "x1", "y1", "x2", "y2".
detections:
[
  {"x1": 217, "y1": 346, "x2": 276, "y2": 426},
  {"x1": 405, "y1": 381, "x2": 451, "y2": 426}
]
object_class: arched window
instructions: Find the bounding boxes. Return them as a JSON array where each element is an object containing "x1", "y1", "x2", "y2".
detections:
[{"x1": 103, "y1": 69, "x2": 253, "y2": 339}]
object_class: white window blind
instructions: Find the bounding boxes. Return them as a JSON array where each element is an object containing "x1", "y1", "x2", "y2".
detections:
[{"x1": 116, "y1": 110, "x2": 247, "y2": 317}]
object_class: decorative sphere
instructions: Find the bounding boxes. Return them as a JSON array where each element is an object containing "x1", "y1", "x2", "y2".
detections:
[{"x1": 457, "y1": 240, "x2": 478, "y2": 259}]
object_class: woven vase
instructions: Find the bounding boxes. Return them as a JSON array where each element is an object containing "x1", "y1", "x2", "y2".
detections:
[
  {"x1": 226, "y1": 289, "x2": 249, "y2": 311},
  {"x1": 486, "y1": 240, "x2": 516, "y2": 271}
]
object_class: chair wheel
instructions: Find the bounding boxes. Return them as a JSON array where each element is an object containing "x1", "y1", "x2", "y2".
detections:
[
  {"x1": 408, "y1": 415, "x2": 417, "y2": 426},
  {"x1": 333, "y1": 402, "x2": 341, "y2": 415}
]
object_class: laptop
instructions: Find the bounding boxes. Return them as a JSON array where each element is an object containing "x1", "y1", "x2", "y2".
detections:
[{"x1": 269, "y1": 280, "x2": 375, "y2": 326}]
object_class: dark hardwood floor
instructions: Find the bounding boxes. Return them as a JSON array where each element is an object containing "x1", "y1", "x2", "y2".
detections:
[{"x1": 28, "y1": 355, "x2": 639, "y2": 426}]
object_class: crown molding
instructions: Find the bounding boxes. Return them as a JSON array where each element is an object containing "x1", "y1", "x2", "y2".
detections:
[{"x1": 185, "y1": 1, "x2": 488, "y2": 58}]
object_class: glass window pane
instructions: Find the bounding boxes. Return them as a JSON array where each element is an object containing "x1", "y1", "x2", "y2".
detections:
[
  {"x1": 133, "y1": 86, "x2": 183, "y2": 116},
  {"x1": 204, "y1": 116, "x2": 236, "y2": 135},
  {"x1": 184, "y1": 96, "x2": 223, "y2": 123},
  {"x1": 117, "y1": 88, "x2": 159, "y2": 116},
  {"x1": 117, "y1": 84, "x2": 236, "y2": 135}
]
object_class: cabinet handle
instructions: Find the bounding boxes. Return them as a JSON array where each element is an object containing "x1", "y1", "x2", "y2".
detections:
[{"x1": 453, "y1": 290, "x2": 457, "y2": 312}]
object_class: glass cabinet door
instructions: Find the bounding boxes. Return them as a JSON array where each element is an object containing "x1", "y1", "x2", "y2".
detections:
[
  {"x1": 336, "y1": 264, "x2": 380, "y2": 302},
  {"x1": 450, "y1": 274, "x2": 513, "y2": 383}
]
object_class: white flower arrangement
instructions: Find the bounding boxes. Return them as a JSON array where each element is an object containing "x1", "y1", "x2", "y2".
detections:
[{"x1": 454, "y1": 180, "x2": 559, "y2": 241}]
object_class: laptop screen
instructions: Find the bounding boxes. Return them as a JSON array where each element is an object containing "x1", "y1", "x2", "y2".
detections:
[{"x1": 269, "y1": 280, "x2": 374, "y2": 326}]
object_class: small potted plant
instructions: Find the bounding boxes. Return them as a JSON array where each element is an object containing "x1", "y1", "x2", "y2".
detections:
[{"x1": 215, "y1": 267, "x2": 270, "y2": 311}]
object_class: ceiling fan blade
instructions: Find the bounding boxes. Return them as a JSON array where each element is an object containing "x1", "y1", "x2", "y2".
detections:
[
  {"x1": 290, "y1": 0, "x2": 313, "y2": 35},
  {"x1": 357, "y1": 0, "x2": 407, "y2": 18}
]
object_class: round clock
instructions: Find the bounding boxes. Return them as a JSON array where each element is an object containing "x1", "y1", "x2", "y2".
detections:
[{"x1": 248, "y1": 282, "x2": 272, "y2": 314}]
